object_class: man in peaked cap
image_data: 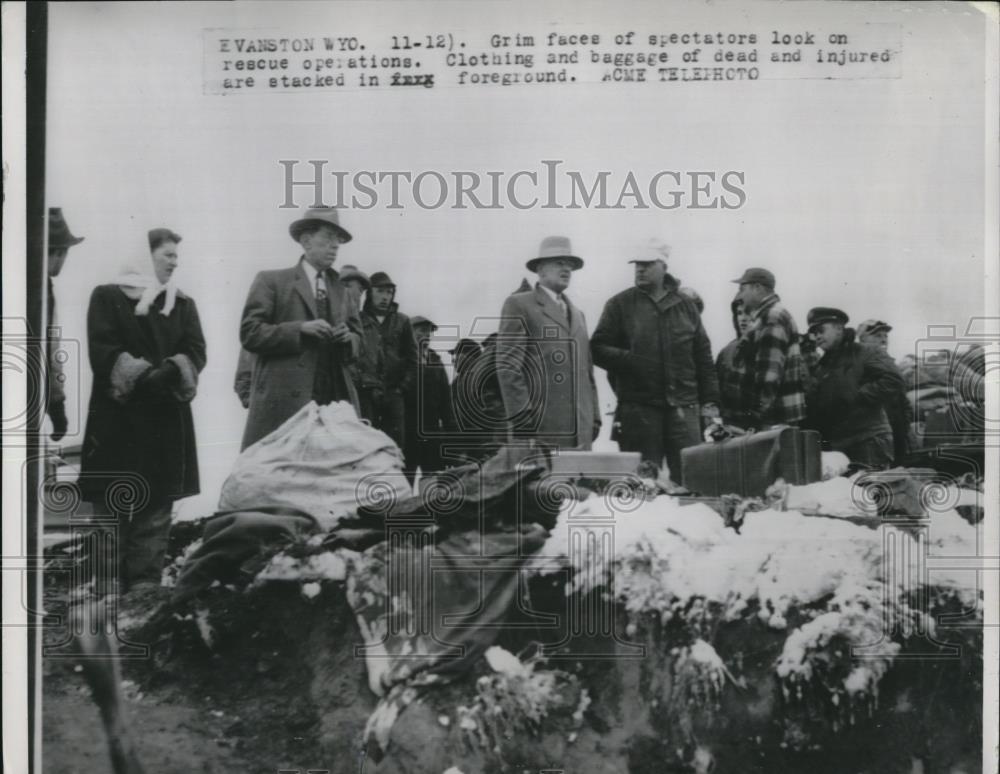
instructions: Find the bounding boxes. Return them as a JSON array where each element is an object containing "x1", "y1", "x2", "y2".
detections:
[
  {"x1": 359, "y1": 270, "x2": 418, "y2": 449},
  {"x1": 239, "y1": 206, "x2": 362, "y2": 449},
  {"x1": 46, "y1": 208, "x2": 85, "y2": 441},
  {"x1": 591, "y1": 238, "x2": 718, "y2": 479},
  {"x1": 496, "y1": 236, "x2": 600, "y2": 450},
  {"x1": 857, "y1": 319, "x2": 892, "y2": 351},
  {"x1": 803, "y1": 307, "x2": 904, "y2": 467},
  {"x1": 731, "y1": 267, "x2": 808, "y2": 429}
]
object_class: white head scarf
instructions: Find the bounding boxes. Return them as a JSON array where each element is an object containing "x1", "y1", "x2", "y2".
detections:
[{"x1": 114, "y1": 229, "x2": 179, "y2": 316}]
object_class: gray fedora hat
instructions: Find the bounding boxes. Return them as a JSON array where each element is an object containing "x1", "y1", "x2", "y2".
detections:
[
  {"x1": 289, "y1": 206, "x2": 352, "y2": 243},
  {"x1": 525, "y1": 236, "x2": 584, "y2": 273}
]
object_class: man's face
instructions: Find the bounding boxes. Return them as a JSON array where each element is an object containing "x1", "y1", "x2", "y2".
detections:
[
  {"x1": 737, "y1": 282, "x2": 769, "y2": 310},
  {"x1": 633, "y1": 260, "x2": 666, "y2": 289},
  {"x1": 815, "y1": 322, "x2": 844, "y2": 351},
  {"x1": 536, "y1": 258, "x2": 574, "y2": 293},
  {"x1": 48, "y1": 247, "x2": 69, "y2": 278},
  {"x1": 151, "y1": 241, "x2": 179, "y2": 284},
  {"x1": 735, "y1": 304, "x2": 752, "y2": 334},
  {"x1": 860, "y1": 330, "x2": 889, "y2": 351},
  {"x1": 369, "y1": 286, "x2": 395, "y2": 312},
  {"x1": 343, "y1": 279, "x2": 365, "y2": 305},
  {"x1": 301, "y1": 225, "x2": 343, "y2": 271},
  {"x1": 413, "y1": 324, "x2": 434, "y2": 347}
]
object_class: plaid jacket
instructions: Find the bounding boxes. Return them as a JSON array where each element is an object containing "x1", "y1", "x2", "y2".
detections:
[{"x1": 734, "y1": 294, "x2": 807, "y2": 425}]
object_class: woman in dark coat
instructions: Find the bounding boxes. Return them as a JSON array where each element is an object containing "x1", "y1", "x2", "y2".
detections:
[{"x1": 80, "y1": 228, "x2": 206, "y2": 590}]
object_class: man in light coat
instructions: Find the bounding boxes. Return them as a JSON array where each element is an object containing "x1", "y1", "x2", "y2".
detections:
[
  {"x1": 239, "y1": 207, "x2": 361, "y2": 450},
  {"x1": 496, "y1": 236, "x2": 600, "y2": 450}
]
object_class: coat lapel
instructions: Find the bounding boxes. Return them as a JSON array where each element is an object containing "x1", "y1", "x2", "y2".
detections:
[
  {"x1": 534, "y1": 286, "x2": 571, "y2": 333},
  {"x1": 292, "y1": 262, "x2": 318, "y2": 318}
]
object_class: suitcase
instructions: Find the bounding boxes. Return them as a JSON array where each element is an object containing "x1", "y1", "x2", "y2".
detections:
[
  {"x1": 920, "y1": 407, "x2": 983, "y2": 448},
  {"x1": 681, "y1": 425, "x2": 822, "y2": 497}
]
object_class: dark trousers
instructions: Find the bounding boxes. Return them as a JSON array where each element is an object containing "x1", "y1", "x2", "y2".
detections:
[
  {"x1": 835, "y1": 432, "x2": 895, "y2": 468},
  {"x1": 374, "y1": 390, "x2": 407, "y2": 450},
  {"x1": 616, "y1": 402, "x2": 702, "y2": 481},
  {"x1": 93, "y1": 499, "x2": 173, "y2": 589}
]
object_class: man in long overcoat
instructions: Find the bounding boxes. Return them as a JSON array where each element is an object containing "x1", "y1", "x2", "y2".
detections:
[
  {"x1": 239, "y1": 207, "x2": 361, "y2": 450},
  {"x1": 496, "y1": 236, "x2": 600, "y2": 450}
]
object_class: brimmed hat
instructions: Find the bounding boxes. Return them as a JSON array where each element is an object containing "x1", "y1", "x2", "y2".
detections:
[
  {"x1": 48, "y1": 208, "x2": 84, "y2": 249},
  {"x1": 731, "y1": 267, "x2": 775, "y2": 289},
  {"x1": 289, "y1": 206, "x2": 352, "y2": 243},
  {"x1": 449, "y1": 338, "x2": 482, "y2": 357},
  {"x1": 807, "y1": 307, "x2": 849, "y2": 331},
  {"x1": 627, "y1": 237, "x2": 671, "y2": 264},
  {"x1": 525, "y1": 236, "x2": 584, "y2": 273},
  {"x1": 411, "y1": 315, "x2": 438, "y2": 330},
  {"x1": 339, "y1": 264, "x2": 371, "y2": 290},
  {"x1": 369, "y1": 271, "x2": 396, "y2": 289},
  {"x1": 858, "y1": 319, "x2": 892, "y2": 337}
]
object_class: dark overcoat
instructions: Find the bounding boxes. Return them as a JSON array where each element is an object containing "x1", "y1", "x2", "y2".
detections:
[{"x1": 80, "y1": 284, "x2": 206, "y2": 504}]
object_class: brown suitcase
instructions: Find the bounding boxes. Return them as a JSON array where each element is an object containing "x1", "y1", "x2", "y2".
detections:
[{"x1": 681, "y1": 426, "x2": 822, "y2": 497}]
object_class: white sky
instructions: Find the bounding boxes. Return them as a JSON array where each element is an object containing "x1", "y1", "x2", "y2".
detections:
[{"x1": 42, "y1": 0, "x2": 992, "y2": 516}]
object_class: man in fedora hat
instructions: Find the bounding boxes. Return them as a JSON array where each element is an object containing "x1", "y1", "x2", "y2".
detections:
[
  {"x1": 804, "y1": 308, "x2": 905, "y2": 466},
  {"x1": 496, "y1": 236, "x2": 600, "y2": 450},
  {"x1": 591, "y1": 238, "x2": 719, "y2": 478},
  {"x1": 359, "y1": 271, "x2": 418, "y2": 447},
  {"x1": 731, "y1": 267, "x2": 808, "y2": 429},
  {"x1": 46, "y1": 208, "x2": 85, "y2": 441},
  {"x1": 239, "y1": 206, "x2": 362, "y2": 449}
]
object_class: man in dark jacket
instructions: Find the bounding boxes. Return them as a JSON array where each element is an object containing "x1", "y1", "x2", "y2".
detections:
[
  {"x1": 804, "y1": 308, "x2": 905, "y2": 467},
  {"x1": 339, "y1": 265, "x2": 383, "y2": 426},
  {"x1": 857, "y1": 319, "x2": 914, "y2": 462},
  {"x1": 361, "y1": 271, "x2": 418, "y2": 449},
  {"x1": 732, "y1": 268, "x2": 808, "y2": 429},
  {"x1": 591, "y1": 239, "x2": 719, "y2": 479},
  {"x1": 404, "y1": 316, "x2": 456, "y2": 484},
  {"x1": 46, "y1": 208, "x2": 85, "y2": 442}
]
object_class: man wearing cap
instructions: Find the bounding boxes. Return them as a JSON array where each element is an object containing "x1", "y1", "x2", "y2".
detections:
[
  {"x1": 239, "y1": 207, "x2": 362, "y2": 450},
  {"x1": 803, "y1": 308, "x2": 904, "y2": 467},
  {"x1": 360, "y1": 271, "x2": 418, "y2": 448},
  {"x1": 497, "y1": 236, "x2": 600, "y2": 450},
  {"x1": 732, "y1": 268, "x2": 808, "y2": 429},
  {"x1": 404, "y1": 316, "x2": 456, "y2": 481},
  {"x1": 591, "y1": 239, "x2": 719, "y2": 477},
  {"x1": 46, "y1": 208, "x2": 85, "y2": 441},
  {"x1": 857, "y1": 319, "x2": 914, "y2": 462}
]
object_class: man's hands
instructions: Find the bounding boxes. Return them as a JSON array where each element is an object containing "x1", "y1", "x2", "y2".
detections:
[
  {"x1": 49, "y1": 400, "x2": 68, "y2": 442},
  {"x1": 301, "y1": 320, "x2": 353, "y2": 343}
]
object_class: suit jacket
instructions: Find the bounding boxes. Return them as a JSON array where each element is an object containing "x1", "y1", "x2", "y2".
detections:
[
  {"x1": 239, "y1": 260, "x2": 361, "y2": 450},
  {"x1": 496, "y1": 284, "x2": 600, "y2": 450}
]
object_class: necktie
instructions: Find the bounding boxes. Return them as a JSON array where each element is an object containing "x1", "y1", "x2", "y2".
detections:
[
  {"x1": 558, "y1": 294, "x2": 571, "y2": 325},
  {"x1": 315, "y1": 272, "x2": 329, "y2": 321}
]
